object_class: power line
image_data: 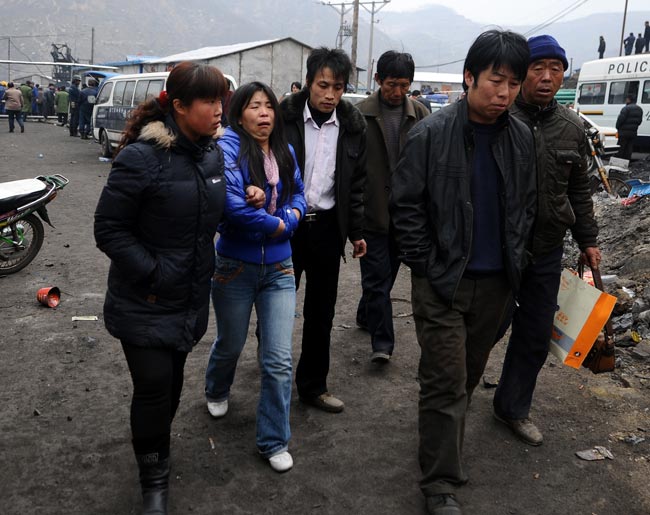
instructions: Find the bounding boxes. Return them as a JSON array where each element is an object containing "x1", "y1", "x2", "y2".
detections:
[
  {"x1": 414, "y1": 0, "x2": 591, "y2": 70},
  {"x1": 524, "y1": 0, "x2": 589, "y2": 36},
  {"x1": 0, "y1": 32, "x2": 92, "y2": 41},
  {"x1": 8, "y1": 39, "x2": 50, "y2": 78}
]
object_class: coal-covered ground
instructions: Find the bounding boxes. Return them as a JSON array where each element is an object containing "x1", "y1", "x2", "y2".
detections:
[{"x1": 1, "y1": 121, "x2": 649, "y2": 515}]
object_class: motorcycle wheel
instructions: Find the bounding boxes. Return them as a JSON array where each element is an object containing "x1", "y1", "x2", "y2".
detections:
[
  {"x1": 0, "y1": 214, "x2": 45, "y2": 275},
  {"x1": 607, "y1": 177, "x2": 631, "y2": 198}
]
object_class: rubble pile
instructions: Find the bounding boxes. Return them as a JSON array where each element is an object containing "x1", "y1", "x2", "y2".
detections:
[{"x1": 563, "y1": 157, "x2": 650, "y2": 386}]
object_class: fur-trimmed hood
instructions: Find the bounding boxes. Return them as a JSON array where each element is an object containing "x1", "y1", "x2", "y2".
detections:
[
  {"x1": 136, "y1": 115, "x2": 216, "y2": 161},
  {"x1": 280, "y1": 88, "x2": 366, "y2": 134},
  {"x1": 138, "y1": 120, "x2": 176, "y2": 149}
]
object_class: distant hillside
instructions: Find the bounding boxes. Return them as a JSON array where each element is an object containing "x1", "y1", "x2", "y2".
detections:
[{"x1": 0, "y1": 1, "x2": 648, "y2": 83}]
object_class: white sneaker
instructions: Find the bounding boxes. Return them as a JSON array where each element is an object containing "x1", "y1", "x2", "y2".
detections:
[
  {"x1": 268, "y1": 451, "x2": 293, "y2": 473},
  {"x1": 207, "y1": 399, "x2": 228, "y2": 418}
]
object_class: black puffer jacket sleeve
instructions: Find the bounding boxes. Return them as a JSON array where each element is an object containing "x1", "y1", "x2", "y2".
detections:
[{"x1": 94, "y1": 144, "x2": 158, "y2": 284}]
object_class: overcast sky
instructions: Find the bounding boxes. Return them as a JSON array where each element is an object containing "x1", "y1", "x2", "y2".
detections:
[{"x1": 384, "y1": 0, "x2": 646, "y2": 26}]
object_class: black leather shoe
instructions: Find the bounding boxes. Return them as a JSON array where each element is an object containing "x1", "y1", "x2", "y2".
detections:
[{"x1": 426, "y1": 494, "x2": 462, "y2": 515}]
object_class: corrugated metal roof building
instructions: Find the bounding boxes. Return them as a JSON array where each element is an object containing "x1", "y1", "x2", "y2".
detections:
[{"x1": 107, "y1": 38, "x2": 313, "y2": 98}]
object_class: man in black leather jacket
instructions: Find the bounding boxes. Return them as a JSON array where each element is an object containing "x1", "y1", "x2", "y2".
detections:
[
  {"x1": 390, "y1": 30, "x2": 536, "y2": 515},
  {"x1": 493, "y1": 35, "x2": 600, "y2": 448}
]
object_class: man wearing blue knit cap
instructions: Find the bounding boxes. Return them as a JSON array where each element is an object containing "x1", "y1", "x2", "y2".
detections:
[{"x1": 493, "y1": 35, "x2": 601, "y2": 446}]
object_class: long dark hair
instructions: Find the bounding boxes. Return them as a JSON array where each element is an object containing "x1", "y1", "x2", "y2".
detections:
[
  {"x1": 116, "y1": 61, "x2": 228, "y2": 156},
  {"x1": 227, "y1": 82, "x2": 296, "y2": 204}
]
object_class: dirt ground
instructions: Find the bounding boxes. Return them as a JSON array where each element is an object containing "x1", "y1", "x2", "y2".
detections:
[{"x1": 1, "y1": 121, "x2": 649, "y2": 515}]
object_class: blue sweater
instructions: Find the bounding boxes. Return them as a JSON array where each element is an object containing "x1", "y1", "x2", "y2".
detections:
[
  {"x1": 216, "y1": 127, "x2": 306, "y2": 264},
  {"x1": 466, "y1": 121, "x2": 504, "y2": 274}
]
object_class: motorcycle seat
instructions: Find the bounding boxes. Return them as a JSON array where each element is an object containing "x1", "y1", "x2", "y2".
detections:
[{"x1": 0, "y1": 179, "x2": 47, "y2": 214}]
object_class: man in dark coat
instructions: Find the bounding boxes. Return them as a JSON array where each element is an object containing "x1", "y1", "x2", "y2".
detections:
[
  {"x1": 644, "y1": 21, "x2": 650, "y2": 53},
  {"x1": 390, "y1": 30, "x2": 536, "y2": 515},
  {"x1": 615, "y1": 94, "x2": 644, "y2": 160},
  {"x1": 634, "y1": 33, "x2": 645, "y2": 54},
  {"x1": 43, "y1": 84, "x2": 55, "y2": 120},
  {"x1": 493, "y1": 35, "x2": 600, "y2": 449},
  {"x1": 624, "y1": 32, "x2": 635, "y2": 55},
  {"x1": 411, "y1": 89, "x2": 432, "y2": 112},
  {"x1": 78, "y1": 78, "x2": 98, "y2": 139},
  {"x1": 355, "y1": 51, "x2": 429, "y2": 364},
  {"x1": 68, "y1": 75, "x2": 81, "y2": 136},
  {"x1": 598, "y1": 36, "x2": 606, "y2": 59},
  {"x1": 280, "y1": 47, "x2": 367, "y2": 414}
]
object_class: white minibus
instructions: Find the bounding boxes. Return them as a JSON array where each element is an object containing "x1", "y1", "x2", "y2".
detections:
[
  {"x1": 92, "y1": 71, "x2": 237, "y2": 157},
  {"x1": 575, "y1": 54, "x2": 650, "y2": 148}
]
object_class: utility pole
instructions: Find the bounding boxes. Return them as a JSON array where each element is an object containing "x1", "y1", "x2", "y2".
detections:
[
  {"x1": 350, "y1": 0, "x2": 359, "y2": 89},
  {"x1": 361, "y1": 1, "x2": 390, "y2": 92},
  {"x1": 321, "y1": 0, "x2": 391, "y2": 91},
  {"x1": 321, "y1": 2, "x2": 353, "y2": 49},
  {"x1": 90, "y1": 27, "x2": 94, "y2": 65},
  {"x1": 619, "y1": 0, "x2": 629, "y2": 56}
]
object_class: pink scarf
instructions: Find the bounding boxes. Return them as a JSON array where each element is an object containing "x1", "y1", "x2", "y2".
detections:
[{"x1": 263, "y1": 150, "x2": 279, "y2": 214}]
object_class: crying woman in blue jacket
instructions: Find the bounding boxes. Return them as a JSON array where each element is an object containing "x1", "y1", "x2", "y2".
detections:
[{"x1": 205, "y1": 81, "x2": 306, "y2": 473}]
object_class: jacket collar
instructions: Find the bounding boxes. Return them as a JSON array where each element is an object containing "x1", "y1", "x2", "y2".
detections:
[
  {"x1": 281, "y1": 88, "x2": 366, "y2": 134},
  {"x1": 460, "y1": 98, "x2": 510, "y2": 146},
  {"x1": 137, "y1": 114, "x2": 215, "y2": 161},
  {"x1": 359, "y1": 90, "x2": 421, "y2": 120},
  {"x1": 514, "y1": 94, "x2": 558, "y2": 119}
]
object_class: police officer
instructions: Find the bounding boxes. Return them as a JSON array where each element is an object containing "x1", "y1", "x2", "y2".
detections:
[{"x1": 68, "y1": 75, "x2": 82, "y2": 136}]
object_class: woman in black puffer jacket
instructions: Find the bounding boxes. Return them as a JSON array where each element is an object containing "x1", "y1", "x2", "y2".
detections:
[{"x1": 94, "y1": 61, "x2": 233, "y2": 515}]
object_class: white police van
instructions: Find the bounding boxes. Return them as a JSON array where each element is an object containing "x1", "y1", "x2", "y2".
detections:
[
  {"x1": 92, "y1": 71, "x2": 237, "y2": 157},
  {"x1": 575, "y1": 54, "x2": 650, "y2": 148}
]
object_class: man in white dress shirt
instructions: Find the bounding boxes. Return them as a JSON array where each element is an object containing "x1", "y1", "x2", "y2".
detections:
[{"x1": 281, "y1": 47, "x2": 367, "y2": 413}]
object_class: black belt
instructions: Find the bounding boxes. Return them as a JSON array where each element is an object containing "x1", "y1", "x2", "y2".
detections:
[{"x1": 303, "y1": 209, "x2": 336, "y2": 223}]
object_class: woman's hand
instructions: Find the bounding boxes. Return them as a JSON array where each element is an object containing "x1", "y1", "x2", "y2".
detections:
[{"x1": 245, "y1": 185, "x2": 266, "y2": 209}]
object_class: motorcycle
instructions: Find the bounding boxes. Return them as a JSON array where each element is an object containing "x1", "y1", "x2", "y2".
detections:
[
  {"x1": 584, "y1": 125, "x2": 631, "y2": 198},
  {"x1": 0, "y1": 174, "x2": 69, "y2": 274}
]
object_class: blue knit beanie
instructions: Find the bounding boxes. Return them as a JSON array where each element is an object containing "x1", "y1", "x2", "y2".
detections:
[{"x1": 527, "y1": 35, "x2": 568, "y2": 70}]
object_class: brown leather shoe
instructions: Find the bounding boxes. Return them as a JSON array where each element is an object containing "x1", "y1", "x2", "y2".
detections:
[
  {"x1": 494, "y1": 412, "x2": 543, "y2": 446},
  {"x1": 426, "y1": 494, "x2": 462, "y2": 515},
  {"x1": 300, "y1": 392, "x2": 344, "y2": 413}
]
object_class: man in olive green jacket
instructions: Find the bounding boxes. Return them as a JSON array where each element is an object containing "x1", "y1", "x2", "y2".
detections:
[
  {"x1": 19, "y1": 81, "x2": 33, "y2": 122},
  {"x1": 356, "y1": 51, "x2": 429, "y2": 363}
]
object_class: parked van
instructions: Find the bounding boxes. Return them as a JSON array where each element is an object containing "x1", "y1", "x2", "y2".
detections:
[
  {"x1": 575, "y1": 55, "x2": 650, "y2": 148},
  {"x1": 92, "y1": 71, "x2": 237, "y2": 157}
]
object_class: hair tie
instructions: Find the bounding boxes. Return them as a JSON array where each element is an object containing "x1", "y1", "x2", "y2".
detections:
[{"x1": 158, "y1": 90, "x2": 169, "y2": 108}]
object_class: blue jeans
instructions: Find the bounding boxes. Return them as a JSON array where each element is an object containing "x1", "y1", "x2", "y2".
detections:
[
  {"x1": 205, "y1": 254, "x2": 295, "y2": 458},
  {"x1": 7, "y1": 110, "x2": 23, "y2": 131}
]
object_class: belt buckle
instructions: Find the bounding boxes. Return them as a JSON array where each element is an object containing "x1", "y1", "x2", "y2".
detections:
[{"x1": 304, "y1": 213, "x2": 317, "y2": 222}]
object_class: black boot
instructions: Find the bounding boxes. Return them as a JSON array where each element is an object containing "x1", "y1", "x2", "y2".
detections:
[{"x1": 136, "y1": 453, "x2": 169, "y2": 515}]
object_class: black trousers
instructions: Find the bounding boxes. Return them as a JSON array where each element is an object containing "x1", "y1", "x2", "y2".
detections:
[
  {"x1": 291, "y1": 210, "x2": 343, "y2": 399},
  {"x1": 616, "y1": 136, "x2": 635, "y2": 161},
  {"x1": 69, "y1": 106, "x2": 79, "y2": 135},
  {"x1": 356, "y1": 230, "x2": 400, "y2": 354},
  {"x1": 121, "y1": 342, "x2": 188, "y2": 459},
  {"x1": 493, "y1": 246, "x2": 563, "y2": 419}
]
